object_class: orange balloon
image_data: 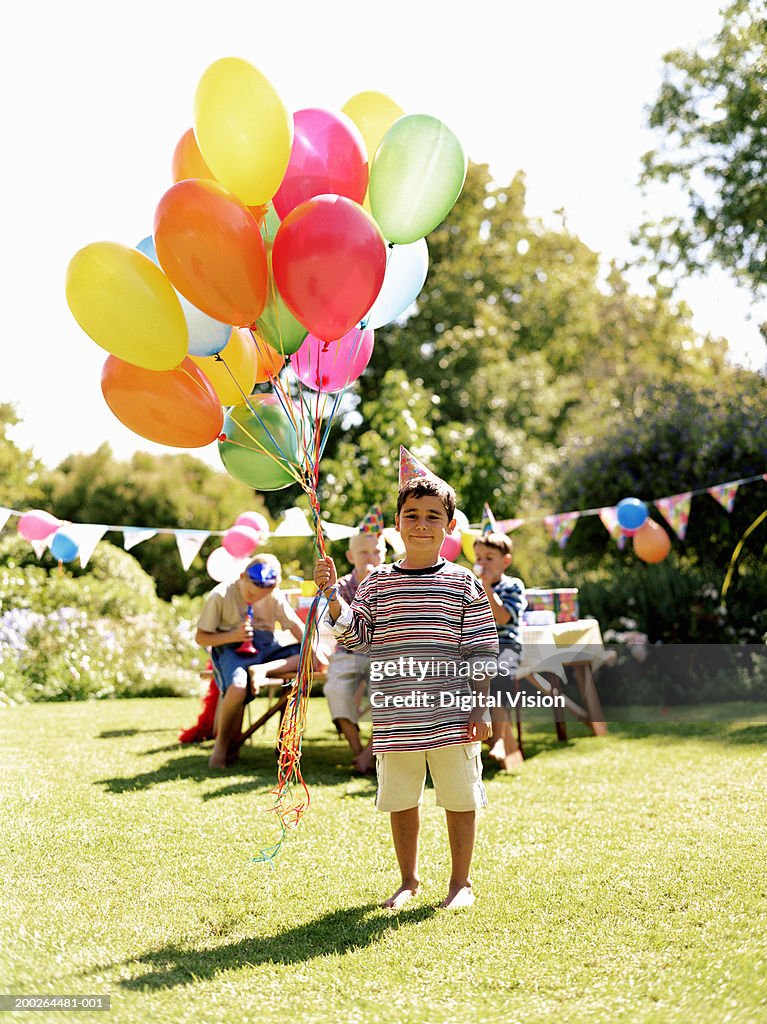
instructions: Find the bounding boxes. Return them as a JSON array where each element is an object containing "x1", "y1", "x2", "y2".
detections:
[
  {"x1": 633, "y1": 519, "x2": 671, "y2": 563},
  {"x1": 191, "y1": 328, "x2": 257, "y2": 406},
  {"x1": 101, "y1": 355, "x2": 223, "y2": 447},
  {"x1": 250, "y1": 329, "x2": 285, "y2": 382},
  {"x1": 154, "y1": 179, "x2": 268, "y2": 327},
  {"x1": 172, "y1": 128, "x2": 215, "y2": 182}
]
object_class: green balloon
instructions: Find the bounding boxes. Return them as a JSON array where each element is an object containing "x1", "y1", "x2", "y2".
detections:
[
  {"x1": 369, "y1": 114, "x2": 467, "y2": 244},
  {"x1": 219, "y1": 395, "x2": 307, "y2": 490},
  {"x1": 257, "y1": 232, "x2": 308, "y2": 355}
]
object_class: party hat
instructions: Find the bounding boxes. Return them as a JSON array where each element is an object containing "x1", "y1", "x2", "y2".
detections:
[
  {"x1": 358, "y1": 504, "x2": 384, "y2": 535},
  {"x1": 399, "y1": 445, "x2": 436, "y2": 489},
  {"x1": 480, "y1": 502, "x2": 497, "y2": 535}
]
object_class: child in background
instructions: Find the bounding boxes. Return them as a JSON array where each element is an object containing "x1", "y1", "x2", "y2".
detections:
[
  {"x1": 323, "y1": 515, "x2": 387, "y2": 774},
  {"x1": 196, "y1": 553, "x2": 314, "y2": 770},
  {"x1": 473, "y1": 533, "x2": 527, "y2": 769}
]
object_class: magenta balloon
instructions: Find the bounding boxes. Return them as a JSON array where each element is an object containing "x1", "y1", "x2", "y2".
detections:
[
  {"x1": 222, "y1": 524, "x2": 262, "y2": 558},
  {"x1": 234, "y1": 511, "x2": 270, "y2": 536},
  {"x1": 273, "y1": 108, "x2": 368, "y2": 220},
  {"x1": 440, "y1": 530, "x2": 462, "y2": 562},
  {"x1": 292, "y1": 326, "x2": 374, "y2": 392},
  {"x1": 18, "y1": 509, "x2": 62, "y2": 541},
  {"x1": 272, "y1": 194, "x2": 386, "y2": 342}
]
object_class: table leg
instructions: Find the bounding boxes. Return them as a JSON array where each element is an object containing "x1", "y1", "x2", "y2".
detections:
[
  {"x1": 547, "y1": 673, "x2": 568, "y2": 742},
  {"x1": 572, "y1": 663, "x2": 608, "y2": 736},
  {"x1": 232, "y1": 689, "x2": 290, "y2": 752}
]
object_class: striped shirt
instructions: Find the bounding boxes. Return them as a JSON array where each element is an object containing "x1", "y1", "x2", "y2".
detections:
[
  {"x1": 332, "y1": 560, "x2": 499, "y2": 752},
  {"x1": 493, "y1": 575, "x2": 527, "y2": 652}
]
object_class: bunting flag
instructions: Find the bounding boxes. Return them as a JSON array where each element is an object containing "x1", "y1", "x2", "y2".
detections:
[
  {"x1": 272, "y1": 507, "x2": 314, "y2": 537},
  {"x1": 122, "y1": 528, "x2": 158, "y2": 551},
  {"x1": 382, "y1": 527, "x2": 406, "y2": 554},
  {"x1": 495, "y1": 517, "x2": 525, "y2": 533},
  {"x1": 0, "y1": 508, "x2": 11, "y2": 533},
  {"x1": 320, "y1": 519, "x2": 359, "y2": 542},
  {"x1": 174, "y1": 531, "x2": 210, "y2": 571},
  {"x1": 480, "y1": 503, "x2": 497, "y2": 535},
  {"x1": 30, "y1": 538, "x2": 49, "y2": 559},
  {"x1": 544, "y1": 511, "x2": 580, "y2": 548},
  {"x1": 654, "y1": 492, "x2": 693, "y2": 540},
  {"x1": 399, "y1": 445, "x2": 436, "y2": 489},
  {"x1": 66, "y1": 524, "x2": 109, "y2": 568},
  {"x1": 708, "y1": 482, "x2": 740, "y2": 513},
  {"x1": 358, "y1": 504, "x2": 384, "y2": 534},
  {"x1": 598, "y1": 506, "x2": 626, "y2": 549}
]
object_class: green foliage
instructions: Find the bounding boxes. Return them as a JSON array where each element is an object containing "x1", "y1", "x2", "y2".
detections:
[
  {"x1": 636, "y1": 0, "x2": 767, "y2": 296},
  {"x1": 0, "y1": 537, "x2": 201, "y2": 704},
  {"x1": 41, "y1": 445, "x2": 266, "y2": 598},
  {"x1": 0, "y1": 403, "x2": 45, "y2": 508}
]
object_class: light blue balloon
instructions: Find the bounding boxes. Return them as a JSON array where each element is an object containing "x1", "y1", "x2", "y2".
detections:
[
  {"x1": 136, "y1": 236, "x2": 232, "y2": 357},
  {"x1": 50, "y1": 531, "x2": 79, "y2": 564},
  {"x1": 361, "y1": 238, "x2": 429, "y2": 330}
]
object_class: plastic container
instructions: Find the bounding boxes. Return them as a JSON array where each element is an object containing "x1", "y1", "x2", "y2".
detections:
[{"x1": 525, "y1": 587, "x2": 579, "y2": 623}]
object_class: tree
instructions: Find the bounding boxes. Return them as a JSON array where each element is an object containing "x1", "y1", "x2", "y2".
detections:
[
  {"x1": 636, "y1": 0, "x2": 767, "y2": 298},
  {"x1": 0, "y1": 404, "x2": 45, "y2": 509},
  {"x1": 42, "y1": 445, "x2": 265, "y2": 598}
]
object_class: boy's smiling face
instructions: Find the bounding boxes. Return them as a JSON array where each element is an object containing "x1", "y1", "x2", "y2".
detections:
[{"x1": 395, "y1": 495, "x2": 456, "y2": 562}]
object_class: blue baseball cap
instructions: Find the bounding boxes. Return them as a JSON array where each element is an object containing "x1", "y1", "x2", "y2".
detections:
[{"x1": 246, "y1": 562, "x2": 278, "y2": 586}]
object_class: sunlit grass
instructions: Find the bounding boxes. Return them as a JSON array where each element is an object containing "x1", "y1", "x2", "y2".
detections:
[{"x1": 2, "y1": 697, "x2": 766, "y2": 1024}]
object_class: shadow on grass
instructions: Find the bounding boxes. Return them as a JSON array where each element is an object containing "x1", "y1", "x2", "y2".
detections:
[
  {"x1": 98, "y1": 728, "x2": 177, "y2": 739},
  {"x1": 116, "y1": 902, "x2": 436, "y2": 991}
]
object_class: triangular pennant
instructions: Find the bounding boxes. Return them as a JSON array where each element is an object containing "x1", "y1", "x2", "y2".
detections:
[
  {"x1": 494, "y1": 517, "x2": 525, "y2": 534},
  {"x1": 272, "y1": 507, "x2": 313, "y2": 537},
  {"x1": 321, "y1": 519, "x2": 359, "y2": 541},
  {"x1": 382, "y1": 526, "x2": 406, "y2": 555},
  {"x1": 399, "y1": 445, "x2": 436, "y2": 489},
  {"x1": 544, "y1": 511, "x2": 579, "y2": 549},
  {"x1": 480, "y1": 503, "x2": 497, "y2": 535},
  {"x1": 0, "y1": 507, "x2": 12, "y2": 533},
  {"x1": 598, "y1": 506, "x2": 626, "y2": 551},
  {"x1": 358, "y1": 504, "x2": 384, "y2": 535},
  {"x1": 654, "y1": 492, "x2": 692, "y2": 540},
  {"x1": 123, "y1": 528, "x2": 158, "y2": 551},
  {"x1": 707, "y1": 482, "x2": 739, "y2": 513},
  {"x1": 30, "y1": 538, "x2": 49, "y2": 559},
  {"x1": 65, "y1": 524, "x2": 109, "y2": 568},
  {"x1": 174, "y1": 531, "x2": 209, "y2": 571}
]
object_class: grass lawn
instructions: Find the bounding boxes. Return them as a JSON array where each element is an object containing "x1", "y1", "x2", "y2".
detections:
[{"x1": 2, "y1": 695, "x2": 766, "y2": 1024}]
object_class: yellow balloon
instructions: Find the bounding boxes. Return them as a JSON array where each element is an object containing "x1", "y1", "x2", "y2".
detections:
[
  {"x1": 194, "y1": 58, "x2": 292, "y2": 205},
  {"x1": 191, "y1": 327, "x2": 257, "y2": 405},
  {"x1": 66, "y1": 242, "x2": 187, "y2": 371},
  {"x1": 342, "y1": 91, "x2": 404, "y2": 162},
  {"x1": 461, "y1": 529, "x2": 478, "y2": 563}
]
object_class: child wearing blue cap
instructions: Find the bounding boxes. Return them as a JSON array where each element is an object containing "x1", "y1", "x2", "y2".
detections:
[{"x1": 196, "y1": 554, "x2": 308, "y2": 769}]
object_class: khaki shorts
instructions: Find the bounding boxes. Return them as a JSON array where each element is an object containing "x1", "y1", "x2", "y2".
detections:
[
  {"x1": 375, "y1": 743, "x2": 487, "y2": 813},
  {"x1": 324, "y1": 651, "x2": 370, "y2": 724}
]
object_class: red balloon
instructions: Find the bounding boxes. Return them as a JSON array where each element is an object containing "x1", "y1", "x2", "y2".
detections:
[
  {"x1": 101, "y1": 356, "x2": 223, "y2": 447},
  {"x1": 273, "y1": 108, "x2": 368, "y2": 220},
  {"x1": 154, "y1": 179, "x2": 268, "y2": 327},
  {"x1": 272, "y1": 195, "x2": 386, "y2": 342}
]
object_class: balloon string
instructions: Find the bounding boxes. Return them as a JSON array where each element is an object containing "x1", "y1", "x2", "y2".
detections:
[{"x1": 721, "y1": 508, "x2": 767, "y2": 600}]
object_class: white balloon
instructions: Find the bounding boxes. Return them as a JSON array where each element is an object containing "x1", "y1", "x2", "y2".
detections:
[
  {"x1": 206, "y1": 546, "x2": 249, "y2": 583},
  {"x1": 361, "y1": 238, "x2": 429, "y2": 330}
]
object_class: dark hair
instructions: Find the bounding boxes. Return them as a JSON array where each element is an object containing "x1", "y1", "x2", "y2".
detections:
[
  {"x1": 396, "y1": 477, "x2": 456, "y2": 520},
  {"x1": 474, "y1": 532, "x2": 514, "y2": 556}
]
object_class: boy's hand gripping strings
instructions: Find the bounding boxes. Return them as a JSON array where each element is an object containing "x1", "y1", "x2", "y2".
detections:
[{"x1": 314, "y1": 556, "x2": 339, "y2": 603}]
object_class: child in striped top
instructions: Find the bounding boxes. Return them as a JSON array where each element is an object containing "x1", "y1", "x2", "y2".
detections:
[{"x1": 314, "y1": 472, "x2": 499, "y2": 911}]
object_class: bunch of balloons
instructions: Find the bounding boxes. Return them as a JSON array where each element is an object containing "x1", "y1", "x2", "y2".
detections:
[
  {"x1": 17, "y1": 510, "x2": 80, "y2": 563},
  {"x1": 616, "y1": 497, "x2": 671, "y2": 563},
  {"x1": 65, "y1": 57, "x2": 467, "y2": 500},
  {"x1": 206, "y1": 510, "x2": 270, "y2": 582}
]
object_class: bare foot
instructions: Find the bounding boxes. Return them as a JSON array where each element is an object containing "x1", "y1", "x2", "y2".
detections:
[
  {"x1": 439, "y1": 883, "x2": 475, "y2": 910},
  {"x1": 382, "y1": 881, "x2": 419, "y2": 910},
  {"x1": 488, "y1": 737, "x2": 507, "y2": 763},
  {"x1": 247, "y1": 664, "x2": 269, "y2": 694},
  {"x1": 208, "y1": 752, "x2": 228, "y2": 770},
  {"x1": 502, "y1": 749, "x2": 524, "y2": 771},
  {"x1": 354, "y1": 746, "x2": 374, "y2": 774},
  {"x1": 226, "y1": 743, "x2": 241, "y2": 765}
]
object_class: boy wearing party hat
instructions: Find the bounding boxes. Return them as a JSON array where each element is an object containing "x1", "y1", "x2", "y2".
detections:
[
  {"x1": 323, "y1": 506, "x2": 387, "y2": 774},
  {"x1": 314, "y1": 447, "x2": 498, "y2": 910}
]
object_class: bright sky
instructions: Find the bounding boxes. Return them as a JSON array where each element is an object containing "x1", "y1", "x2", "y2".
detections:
[{"x1": 3, "y1": 0, "x2": 765, "y2": 473}]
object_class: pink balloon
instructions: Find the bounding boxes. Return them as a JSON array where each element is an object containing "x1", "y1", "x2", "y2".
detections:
[
  {"x1": 234, "y1": 511, "x2": 269, "y2": 537},
  {"x1": 440, "y1": 530, "x2": 462, "y2": 562},
  {"x1": 292, "y1": 327, "x2": 374, "y2": 392},
  {"x1": 222, "y1": 524, "x2": 263, "y2": 558},
  {"x1": 18, "y1": 509, "x2": 62, "y2": 541},
  {"x1": 273, "y1": 108, "x2": 368, "y2": 220}
]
